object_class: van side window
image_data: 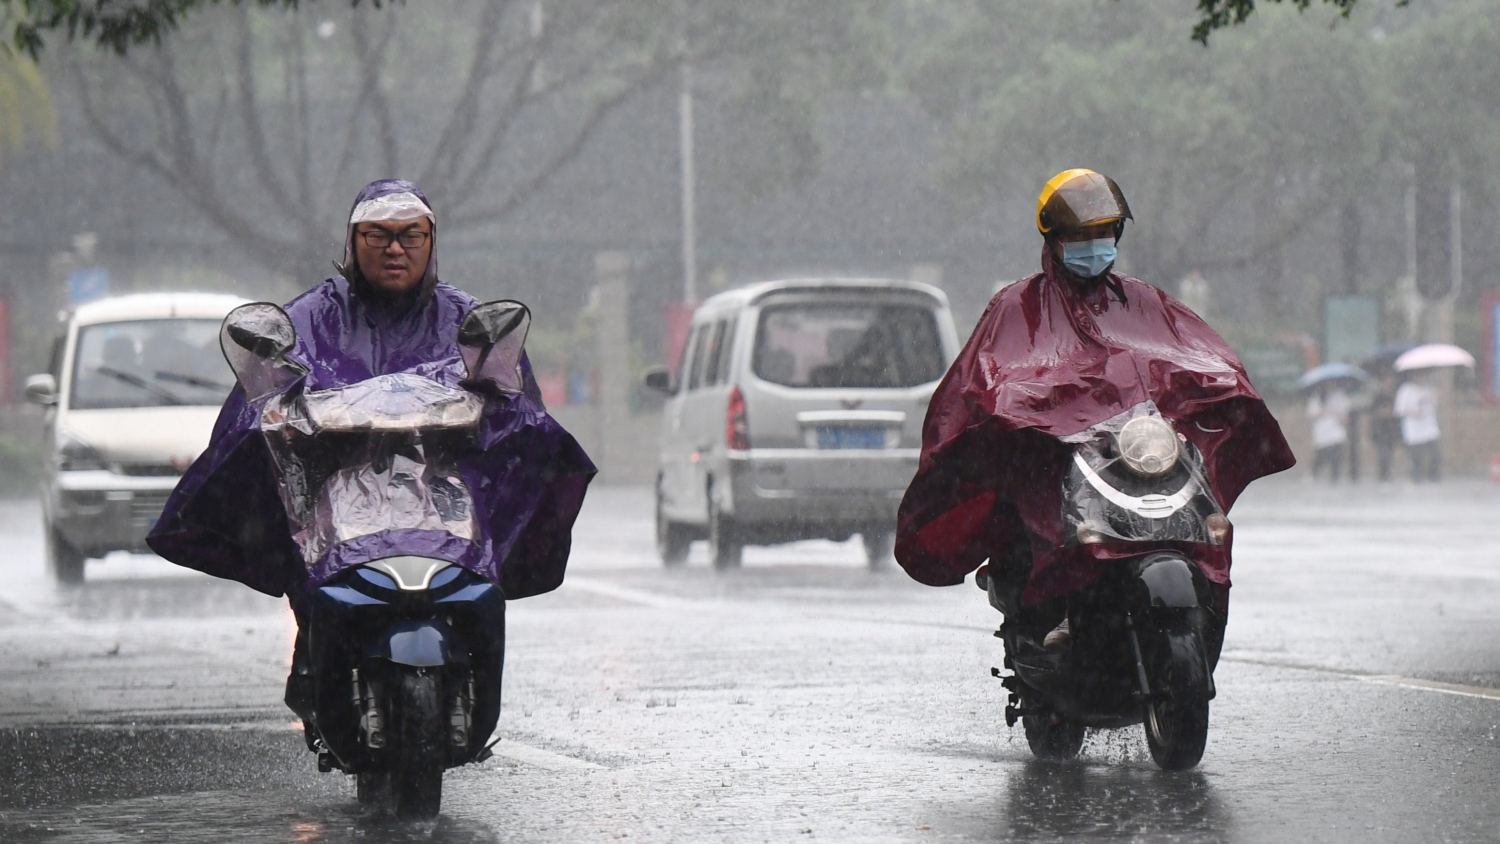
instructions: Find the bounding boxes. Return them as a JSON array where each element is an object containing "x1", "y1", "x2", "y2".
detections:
[
  {"x1": 715, "y1": 320, "x2": 736, "y2": 385},
  {"x1": 687, "y1": 325, "x2": 712, "y2": 391},
  {"x1": 702, "y1": 320, "x2": 728, "y2": 387}
]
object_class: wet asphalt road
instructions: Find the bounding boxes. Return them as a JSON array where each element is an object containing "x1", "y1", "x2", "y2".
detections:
[{"x1": 3, "y1": 479, "x2": 1500, "y2": 842}]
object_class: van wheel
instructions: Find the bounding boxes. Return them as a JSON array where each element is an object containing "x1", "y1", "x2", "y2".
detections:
[
  {"x1": 708, "y1": 497, "x2": 742, "y2": 569},
  {"x1": 656, "y1": 489, "x2": 691, "y2": 568},
  {"x1": 47, "y1": 528, "x2": 85, "y2": 585},
  {"x1": 861, "y1": 528, "x2": 894, "y2": 571}
]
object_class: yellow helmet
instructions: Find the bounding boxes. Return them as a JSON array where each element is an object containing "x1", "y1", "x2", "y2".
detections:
[{"x1": 1036, "y1": 169, "x2": 1132, "y2": 236}]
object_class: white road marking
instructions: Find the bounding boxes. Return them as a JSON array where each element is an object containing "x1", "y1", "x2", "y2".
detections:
[
  {"x1": 1357, "y1": 675, "x2": 1500, "y2": 701},
  {"x1": 560, "y1": 575, "x2": 708, "y2": 610},
  {"x1": 1222, "y1": 653, "x2": 1500, "y2": 702},
  {"x1": 487, "y1": 739, "x2": 604, "y2": 771}
]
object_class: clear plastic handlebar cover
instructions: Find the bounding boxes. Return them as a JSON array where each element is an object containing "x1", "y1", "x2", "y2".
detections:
[
  {"x1": 300, "y1": 373, "x2": 482, "y2": 432},
  {"x1": 259, "y1": 372, "x2": 482, "y2": 569}
]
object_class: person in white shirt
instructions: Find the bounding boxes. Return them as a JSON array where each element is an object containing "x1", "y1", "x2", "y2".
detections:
[
  {"x1": 1306, "y1": 384, "x2": 1350, "y2": 482},
  {"x1": 1393, "y1": 372, "x2": 1441, "y2": 482}
]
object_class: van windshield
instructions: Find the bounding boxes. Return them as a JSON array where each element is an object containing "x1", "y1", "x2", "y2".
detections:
[
  {"x1": 71, "y1": 319, "x2": 233, "y2": 409},
  {"x1": 752, "y1": 301, "x2": 944, "y2": 389}
]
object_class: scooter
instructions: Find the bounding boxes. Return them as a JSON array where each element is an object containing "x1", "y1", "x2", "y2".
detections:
[
  {"x1": 977, "y1": 406, "x2": 1230, "y2": 770},
  {"x1": 220, "y1": 299, "x2": 532, "y2": 817}
]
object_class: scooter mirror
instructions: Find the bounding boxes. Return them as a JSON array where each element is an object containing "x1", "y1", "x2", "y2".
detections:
[
  {"x1": 220, "y1": 302, "x2": 305, "y2": 399},
  {"x1": 459, "y1": 300, "x2": 530, "y2": 394}
]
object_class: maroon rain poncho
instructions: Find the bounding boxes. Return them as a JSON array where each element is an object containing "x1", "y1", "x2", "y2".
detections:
[{"x1": 895, "y1": 248, "x2": 1294, "y2": 606}]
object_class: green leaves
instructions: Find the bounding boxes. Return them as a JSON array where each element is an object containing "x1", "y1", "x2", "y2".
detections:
[
  {"x1": 1188, "y1": 0, "x2": 1363, "y2": 44},
  {"x1": 4, "y1": 0, "x2": 397, "y2": 59}
]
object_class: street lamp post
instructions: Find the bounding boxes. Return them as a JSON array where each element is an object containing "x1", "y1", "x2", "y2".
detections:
[{"x1": 679, "y1": 61, "x2": 697, "y2": 306}]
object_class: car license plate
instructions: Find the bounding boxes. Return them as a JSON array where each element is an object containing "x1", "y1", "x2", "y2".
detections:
[{"x1": 816, "y1": 426, "x2": 885, "y2": 449}]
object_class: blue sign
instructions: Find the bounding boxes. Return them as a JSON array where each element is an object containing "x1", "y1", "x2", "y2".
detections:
[
  {"x1": 1491, "y1": 300, "x2": 1500, "y2": 398},
  {"x1": 67, "y1": 267, "x2": 110, "y2": 304}
]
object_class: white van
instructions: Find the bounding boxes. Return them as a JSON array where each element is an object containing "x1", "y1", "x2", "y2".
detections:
[
  {"x1": 24, "y1": 292, "x2": 248, "y2": 583},
  {"x1": 643, "y1": 279, "x2": 960, "y2": 570}
]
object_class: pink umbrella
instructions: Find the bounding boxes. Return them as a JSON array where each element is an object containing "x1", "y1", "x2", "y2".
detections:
[{"x1": 1394, "y1": 343, "x2": 1476, "y2": 372}]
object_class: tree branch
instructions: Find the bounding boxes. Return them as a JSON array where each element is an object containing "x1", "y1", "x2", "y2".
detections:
[
  {"x1": 232, "y1": 5, "x2": 307, "y2": 228},
  {"x1": 72, "y1": 54, "x2": 301, "y2": 270},
  {"x1": 342, "y1": 7, "x2": 399, "y2": 178},
  {"x1": 416, "y1": 0, "x2": 513, "y2": 199},
  {"x1": 446, "y1": 60, "x2": 673, "y2": 228}
]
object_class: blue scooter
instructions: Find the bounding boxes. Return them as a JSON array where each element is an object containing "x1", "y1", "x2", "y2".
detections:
[{"x1": 221, "y1": 300, "x2": 530, "y2": 817}]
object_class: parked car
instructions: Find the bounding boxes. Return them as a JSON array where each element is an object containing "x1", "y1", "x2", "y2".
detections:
[
  {"x1": 24, "y1": 292, "x2": 248, "y2": 583},
  {"x1": 643, "y1": 278, "x2": 960, "y2": 569}
]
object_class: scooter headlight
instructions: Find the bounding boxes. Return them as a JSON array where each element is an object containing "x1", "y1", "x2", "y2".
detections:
[{"x1": 1114, "y1": 416, "x2": 1180, "y2": 477}]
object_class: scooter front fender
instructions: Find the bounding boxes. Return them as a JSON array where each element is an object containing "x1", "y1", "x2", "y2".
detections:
[
  {"x1": 1128, "y1": 552, "x2": 1211, "y2": 610},
  {"x1": 376, "y1": 620, "x2": 455, "y2": 667}
]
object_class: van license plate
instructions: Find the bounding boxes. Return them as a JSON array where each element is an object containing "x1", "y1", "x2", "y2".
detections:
[{"x1": 817, "y1": 426, "x2": 884, "y2": 449}]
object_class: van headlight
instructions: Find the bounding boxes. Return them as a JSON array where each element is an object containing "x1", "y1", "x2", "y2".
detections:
[
  {"x1": 58, "y1": 433, "x2": 107, "y2": 472},
  {"x1": 1114, "y1": 416, "x2": 1179, "y2": 477}
]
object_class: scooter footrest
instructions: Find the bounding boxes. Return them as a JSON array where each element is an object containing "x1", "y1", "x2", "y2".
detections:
[{"x1": 1005, "y1": 705, "x2": 1044, "y2": 727}]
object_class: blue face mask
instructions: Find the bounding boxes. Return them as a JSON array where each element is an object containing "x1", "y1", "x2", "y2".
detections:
[{"x1": 1060, "y1": 238, "x2": 1117, "y2": 279}]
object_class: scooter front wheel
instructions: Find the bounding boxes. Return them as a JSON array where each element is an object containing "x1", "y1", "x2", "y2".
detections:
[
  {"x1": 1022, "y1": 709, "x2": 1085, "y2": 761},
  {"x1": 356, "y1": 770, "x2": 390, "y2": 805},
  {"x1": 1142, "y1": 629, "x2": 1211, "y2": 770},
  {"x1": 392, "y1": 670, "x2": 445, "y2": 819}
]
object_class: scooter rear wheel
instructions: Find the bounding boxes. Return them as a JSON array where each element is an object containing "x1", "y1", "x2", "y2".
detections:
[
  {"x1": 392, "y1": 670, "x2": 445, "y2": 819},
  {"x1": 1022, "y1": 710, "x2": 1085, "y2": 761},
  {"x1": 1142, "y1": 630, "x2": 1211, "y2": 770}
]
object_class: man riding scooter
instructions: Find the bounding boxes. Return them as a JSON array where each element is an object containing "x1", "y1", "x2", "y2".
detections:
[
  {"x1": 895, "y1": 169, "x2": 1294, "y2": 768},
  {"x1": 147, "y1": 179, "x2": 595, "y2": 813}
]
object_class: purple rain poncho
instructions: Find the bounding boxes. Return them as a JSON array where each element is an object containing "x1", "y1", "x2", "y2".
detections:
[{"x1": 147, "y1": 179, "x2": 596, "y2": 601}]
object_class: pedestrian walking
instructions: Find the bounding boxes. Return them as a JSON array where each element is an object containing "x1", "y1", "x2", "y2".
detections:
[
  {"x1": 1307, "y1": 384, "x2": 1350, "y2": 482},
  {"x1": 1368, "y1": 373, "x2": 1402, "y2": 483},
  {"x1": 1394, "y1": 371, "x2": 1441, "y2": 482}
]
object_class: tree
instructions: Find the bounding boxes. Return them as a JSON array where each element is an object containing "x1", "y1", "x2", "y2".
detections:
[
  {"x1": 0, "y1": 47, "x2": 52, "y2": 167},
  {"x1": 8, "y1": 0, "x2": 307, "y2": 58},
  {"x1": 904, "y1": 1, "x2": 1382, "y2": 302},
  {"x1": 902, "y1": 0, "x2": 1500, "y2": 345},
  {"x1": 58, "y1": 0, "x2": 872, "y2": 281},
  {"x1": 1187, "y1": 0, "x2": 1374, "y2": 43},
  {"x1": 2, "y1": 0, "x2": 1395, "y2": 58}
]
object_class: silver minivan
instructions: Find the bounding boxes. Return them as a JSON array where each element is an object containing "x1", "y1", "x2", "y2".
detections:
[
  {"x1": 644, "y1": 279, "x2": 960, "y2": 569},
  {"x1": 24, "y1": 292, "x2": 247, "y2": 583}
]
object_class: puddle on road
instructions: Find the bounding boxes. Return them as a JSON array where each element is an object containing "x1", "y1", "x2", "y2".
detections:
[
  {"x1": 0, "y1": 724, "x2": 504, "y2": 843},
  {"x1": 0, "y1": 790, "x2": 503, "y2": 843}
]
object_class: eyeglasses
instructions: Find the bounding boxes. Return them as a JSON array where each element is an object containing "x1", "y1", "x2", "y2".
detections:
[{"x1": 358, "y1": 229, "x2": 431, "y2": 249}]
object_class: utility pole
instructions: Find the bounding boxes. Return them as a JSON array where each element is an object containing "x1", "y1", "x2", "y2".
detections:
[{"x1": 679, "y1": 60, "x2": 698, "y2": 306}]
